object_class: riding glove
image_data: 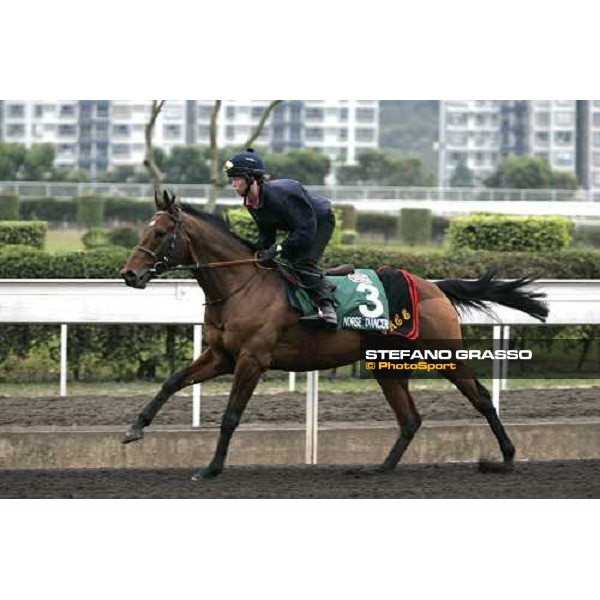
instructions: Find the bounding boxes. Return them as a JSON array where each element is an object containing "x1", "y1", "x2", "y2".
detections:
[{"x1": 258, "y1": 244, "x2": 282, "y2": 263}]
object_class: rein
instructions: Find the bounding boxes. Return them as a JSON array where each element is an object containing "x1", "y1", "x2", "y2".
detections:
[{"x1": 137, "y1": 209, "x2": 268, "y2": 306}]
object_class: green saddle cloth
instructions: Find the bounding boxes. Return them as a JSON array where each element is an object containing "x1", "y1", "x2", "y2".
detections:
[{"x1": 292, "y1": 268, "x2": 390, "y2": 331}]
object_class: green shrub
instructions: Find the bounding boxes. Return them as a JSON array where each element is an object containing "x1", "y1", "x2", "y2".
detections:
[
  {"x1": 399, "y1": 208, "x2": 432, "y2": 246},
  {"x1": 108, "y1": 227, "x2": 140, "y2": 248},
  {"x1": 356, "y1": 212, "x2": 398, "y2": 240},
  {"x1": 341, "y1": 229, "x2": 358, "y2": 244},
  {"x1": 447, "y1": 214, "x2": 572, "y2": 252},
  {"x1": 82, "y1": 228, "x2": 111, "y2": 249},
  {"x1": 0, "y1": 221, "x2": 47, "y2": 248},
  {"x1": 76, "y1": 196, "x2": 105, "y2": 228},
  {"x1": 20, "y1": 198, "x2": 77, "y2": 222},
  {"x1": 432, "y1": 214, "x2": 450, "y2": 244},
  {"x1": 226, "y1": 208, "x2": 258, "y2": 241},
  {"x1": 573, "y1": 222, "x2": 600, "y2": 249},
  {"x1": 104, "y1": 197, "x2": 155, "y2": 223},
  {"x1": 0, "y1": 195, "x2": 19, "y2": 220}
]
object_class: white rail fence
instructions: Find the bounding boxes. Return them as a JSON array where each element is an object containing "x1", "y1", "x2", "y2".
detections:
[
  {"x1": 2, "y1": 180, "x2": 600, "y2": 202},
  {"x1": 2, "y1": 279, "x2": 600, "y2": 463}
]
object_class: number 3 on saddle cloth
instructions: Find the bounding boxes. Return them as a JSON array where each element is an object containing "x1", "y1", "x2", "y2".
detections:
[{"x1": 283, "y1": 265, "x2": 420, "y2": 339}]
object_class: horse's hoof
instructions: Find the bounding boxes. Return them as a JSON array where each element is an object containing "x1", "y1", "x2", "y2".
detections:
[
  {"x1": 122, "y1": 427, "x2": 144, "y2": 444},
  {"x1": 191, "y1": 466, "x2": 222, "y2": 481}
]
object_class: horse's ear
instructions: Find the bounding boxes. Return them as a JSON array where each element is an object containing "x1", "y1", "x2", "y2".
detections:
[
  {"x1": 163, "y1": 188, "x2": 177, "y2": 210},
  {"x1": 154, "y1": 188, "x2": 167, "y2": 210}
]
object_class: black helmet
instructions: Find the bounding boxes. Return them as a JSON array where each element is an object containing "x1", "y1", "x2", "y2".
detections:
[{"x1": 222, "y1": 148, "x2": 266, "y2": 179}]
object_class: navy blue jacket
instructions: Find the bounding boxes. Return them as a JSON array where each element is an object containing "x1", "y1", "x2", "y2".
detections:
[{"x1": 245, "y1": 179, "x2": 332, "y2": 259}]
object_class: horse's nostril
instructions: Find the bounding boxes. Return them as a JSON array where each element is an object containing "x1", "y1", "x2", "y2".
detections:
[{"x1": 121, "y1": 271, "x2": 138, "y2": 285}]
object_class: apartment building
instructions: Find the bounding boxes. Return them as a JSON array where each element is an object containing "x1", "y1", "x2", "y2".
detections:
[
  {"x1": 439, "y1": 100, "x2": 587, "y2": 187},
  {"x1": 0, "y1": 100, "x2": 379, "y2": 180}
]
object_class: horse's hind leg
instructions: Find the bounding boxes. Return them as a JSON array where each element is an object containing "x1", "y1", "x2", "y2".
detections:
[
  {"x1": 122, "y1": 347, "x2": 232, "y2": 444},
  {"x1": 375, "y1": 377, "x2": 422, "y2": 471},
  {"x1": 444, "y1": 369, "x2": 515, "y2": 471}
]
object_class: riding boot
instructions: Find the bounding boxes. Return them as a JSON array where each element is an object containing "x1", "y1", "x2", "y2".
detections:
[{"x1": 299, "y1": 299, "x2": 338, "y2": 329}]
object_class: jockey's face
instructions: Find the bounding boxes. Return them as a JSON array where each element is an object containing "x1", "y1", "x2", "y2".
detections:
[{"x1": 230, "y1": 176, "x2": 249, "y2": 197}]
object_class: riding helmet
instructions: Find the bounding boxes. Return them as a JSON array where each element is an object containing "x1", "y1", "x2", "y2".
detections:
[{"x1": 222, "y1": 148, "x2": 266, "y2": 178}]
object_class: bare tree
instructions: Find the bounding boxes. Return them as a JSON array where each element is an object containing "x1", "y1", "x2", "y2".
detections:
[
  {"x1": 206, "y1": 100, "x2": 282, "y2": 212},
  {"x1": 143, "y1": 100, "x2": 166, "y2": 193}
]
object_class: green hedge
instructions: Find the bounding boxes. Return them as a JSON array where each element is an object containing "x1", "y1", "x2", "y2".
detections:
[
  {"x1": 0, "y1": 195, "x2": 19, "y2": 220},
  {"x1": 20, "y1": 198, "x2": 78, "y2": 222},
  {"x1": 76, "y1": 196, "x2": 105, "y2": 228},
  {"x1": 104, "y1": 197, "x2": 155, "y2": 223},
  {"x1": 447, "y1": 214, "x2": 573, "y2": 252},
  {"x1": 3, "y1": 243, "x2": 598, "y2": 280},
  {"x1": 18, "y1": 197, "x2": 154, "y2": 224},
  {"x1": 399, "y1": 208, "x2": 432, "y2": 246},
  {"x1": 356, "y1": 212, "x2": 398, "y2": 239},
  {"x1": 0, "y1": 221, "x2": 48, "y2": 248}
]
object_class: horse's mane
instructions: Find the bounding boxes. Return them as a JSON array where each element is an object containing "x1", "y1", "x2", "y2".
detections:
[{"x1": 180, "y1": 203, "x2": 259, "y2": 252}]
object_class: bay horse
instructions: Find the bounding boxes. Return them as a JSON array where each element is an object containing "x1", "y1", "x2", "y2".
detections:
[{"x1": 120, "y1": 190, "x2": 548, "y2": 480}]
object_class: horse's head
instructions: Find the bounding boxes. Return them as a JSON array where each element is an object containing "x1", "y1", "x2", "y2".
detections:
[{"x1": 120, "y1": 189, "x2": 193, "y2": 289}]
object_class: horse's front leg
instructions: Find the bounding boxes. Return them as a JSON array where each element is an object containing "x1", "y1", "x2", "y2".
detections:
[
  {"x1": 122, "y1": 347, "x2": 232, "y2": 444},
  {"x1": 193, "y1": 349, "x2": 267, "y2": 480}
]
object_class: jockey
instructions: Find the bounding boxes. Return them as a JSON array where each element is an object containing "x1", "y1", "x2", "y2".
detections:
[{"x1": 223, "y1": 148, "x2": 337, "y2": 328}]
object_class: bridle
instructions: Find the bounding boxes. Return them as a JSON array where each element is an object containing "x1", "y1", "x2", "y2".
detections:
[
  {"x1": 134, "y1": 210, "x2": 187, "y2": 276},
  {"x1": 133, "y1": 208, "x2": 268, "y2": 305}
]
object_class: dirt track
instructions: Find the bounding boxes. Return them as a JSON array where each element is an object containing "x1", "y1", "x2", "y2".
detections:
[
  {"x1": 1, "y1": 461, "x2": 599, "y2": 498},
  {"x1": 2, "y1": 386, "x2": 599, "y2": 498},
  {"x1": 1, "y1": 386, "x2": 600, "y2": 427}
]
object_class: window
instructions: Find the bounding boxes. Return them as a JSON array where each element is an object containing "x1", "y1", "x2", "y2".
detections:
[
  {"x1": 356, "y1": 108, "x2": 375, "y2": 122},
  {"x1": 448, "y1": 112, "x2": 468, "y2": 126},
  {"x1": 306, "y1": 108, "x2": 324, "y2": 120},
  {"x1": 555, "y1": 111, "x2": 574, "y2": 126},
  {"x1": 535, "y1": 131, "x2": 549, "y2": 145},
  {"x1": 339, "y1": 108, "x2": 348, "y2": 121},
  {"x1": 554, "y1": 100, "x2": 574, "y2": 107},
  {"x1": 448, "y1": 133, "x2": 468, "y2": 146},
  {"x1": 226, "y1": 106, "x2": 236, "y2": 119},
  {"x1": 226, "y1": 125, "x2": 235, "y2": 140},
  {"x1": 198, "y1": 105, "x2": 212, "y2": 120},
  {"x1": 554, "y1": 131, "x2": 573, "y2": 145},
  {"x1": 594, "y1": 132, "x2": 600, "y2": 147},
  {"x1": 290, "y1": 125, "x2": 301, "y2": 141},
  {"x1": 113, "y1": 105, "x2": 132, "y2": 119},
  {"x1": 554, "y1": 152, "x2": 573, "y2": 167},
  {"x1": 198, "y1": 125, "x2": 210, "y2": 138},
  {"x1": 535, "y1": 112, "x2": 550, "y2": 127},
  {"x1": 58, "y1": 144, "x2": 75, "y2": 156},
  {"x1": 112, "y1": 144, "x2": 130, "y2": 157},
  {"x1": 338, "y1": 128, "x2": 348, "y2": 141},
  {"x1": 593, "y1": 113, "x2": 600, "y2": 128},
  {"x1": 535, "y1": 152, "x2": 550, "y2": 162},
  {"x1": 34, "y1": 104, "x2": 43, "y2": 118},
  {"x1": 593, "y1": 152, "x2": 600, "y2": 167},
  {"x1": 305, "y1": 127, "x2": 323, "y2": 141},
  {"x1": 251, "y1": 106, "x2": 265, "y2": 119},
  {"x1": 7, "y1": 104, "x2": 25, "y2": 118},
  {"x1": 60, "y1": 104, "x2": 76, "y2": 117},
  {"x1": 97, "y1": 102, "x2": 109, "y2": 118},
  {"x1": 594, "y1": 172, "x2": 600, "y2": 187},
  {"x1": 58, "y1": 124, "x2": 76, "y2": 137},
  {"x1": 7, "y1": 123, "x2": 25, "y2": 136},
  {"x1": 534, "y1": 100, "x2": 551, "y2": 108},
  {"x1": 164, "y1": 104, "x2": 183, "y2": 120},
  {"x1": 113, "y1": 124, "x2": 130, "y2": 137},
  {"x1": 164, "y1": 125, "x2": 181, "y2": 139},
  {"x1": 273, "y1": 125, "x2": 284, "y2": 141}
]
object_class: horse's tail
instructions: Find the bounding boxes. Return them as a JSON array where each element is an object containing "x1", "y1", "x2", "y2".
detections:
[{"x1": 435, "y1": 269, "x2": 549, "y2": 322}]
